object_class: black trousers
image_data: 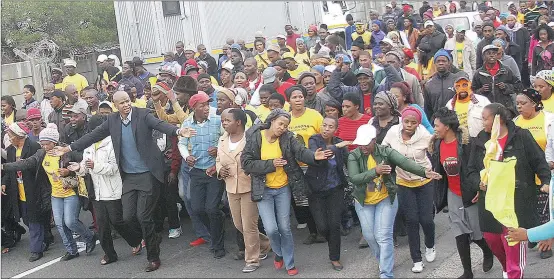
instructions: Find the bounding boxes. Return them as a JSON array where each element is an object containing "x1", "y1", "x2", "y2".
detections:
[
  {"x1": 291, "y1": 198, "x2": 318, "y2": 234},
  {"x1": 308, "y1": 187, "x2": 344, "y2": 261},
  {"x1": 121, "y1": 172, "x2": 161, "y2": 262},
  {"x1": 155, "y1": 171, "x2": 180, "y2": 232},
  {"x1": 94, "y1": 199, "x2": 142, "y2": 260},
  {"x1": 189, "y1": 168, "x2": 225, "y2": 252}
]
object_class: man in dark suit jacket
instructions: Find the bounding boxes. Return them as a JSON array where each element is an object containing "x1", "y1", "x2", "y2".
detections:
[{"x1": 55, "y1": 91, "x2": 192, "y2": 272}]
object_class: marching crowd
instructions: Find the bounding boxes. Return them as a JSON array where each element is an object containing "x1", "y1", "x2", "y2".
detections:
[{"x1": 3, "y1": 1, "x2": 554, "y2": 278}]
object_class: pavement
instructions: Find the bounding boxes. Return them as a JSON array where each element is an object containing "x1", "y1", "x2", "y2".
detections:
[{"x1": 2, "y1": 209, "x2": 553, "y2": 278}]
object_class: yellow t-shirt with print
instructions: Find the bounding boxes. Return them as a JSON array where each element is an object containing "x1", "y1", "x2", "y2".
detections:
[
  {"x1": 62, "y1": 74, "x2": 89, "y2": 93},
  {"x1": 542, "y1": 95, "x2": 554, "y2": 113},
  {"x1": 295, "y1": 52, "x2": 310, "y2": 67},
  {"x1": 455, "y1": 42, "x2": 464, "y2": 70},
  {"x1": 455, "y1": 100, "x2": 470, "y2": 132},
  {"x1": 288, "y1": 64, "x2": 311, "y2": 79},
  {"x1": 515, "y1": 111, "x2": 546, "y2": 184},
  {"x1": 42, "y1": 154, "x2": 75, "y2": 198},
  {"x1": 352, "y1": 32, "x2": 371, "y2": 46},
  {"x1": 16, "y1": 148, "x2": 26, "y2": 201},
  {"x1": 255, "y1": 52, "x2": 270, "y2": 72},
  {"x1": 261, "y1": 130, "x2": 288, "y2": 188},
  {"x1": 364, "y1": 155, "x2": 388, "y2": 205}
]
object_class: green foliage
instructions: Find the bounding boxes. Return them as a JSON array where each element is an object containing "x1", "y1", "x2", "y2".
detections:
[{"x1": 1, "y1": 0, "x2": 119, "y2": 52}]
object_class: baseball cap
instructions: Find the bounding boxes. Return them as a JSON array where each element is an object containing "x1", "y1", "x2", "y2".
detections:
[
  {"x1": 98, "y1": 101, "x2": 113, "y2": 110},
  {"x1": 456, "y1": 25, "x2": 467, "y2": 33},
  {"x1": 218, "y1": 64, "x2": 234, "y2": 74},
  {"x1": 324, "y1": 65, "x2": 337, "y2": 72},
  {"x1": 424, "y1": 20, "x2": 435, "y2": 28},
  {"x1": 254, "y1": 31, "x2": 265, "y2": 38},
  {"x1": 282, "y1": 52, "x2": 295, "y2": 60},
  {"x1": 539, "y1": 3, "x2": 548, "y2": 9},
  {"x1": 506, "y1": 1, "x2": 515, "y2": 7},
  {"x1": 67, "y1": 102, "x2": 88, "y2": 115},
  {"x1": 97, "y1": 54, "x2": 108, "y2": 62},
  {"x1": 188, "y1": 91, "x2": 212, "y2": 108},
  {"x1": 352, "y1": 124, "x2": 377, "y2": 146},
  {"x1": 356, "y1": 68, "x2": 373, "y2": 78},
  {"x1": 52, "y1": 90, "x2": 66, "y2": 101},
  {"x1": 482, "y1": 44, "x2": 500, "y2": 54},
  {"x1": 379, "y1": 37, "x2": 394, "y2": 46},
  {"x1": 262, "y1": 67, "x2": 278, "y2": 84},
  {"x1": 26, "y1": 108, "x2": 42, "y2": 120},
  {"x1": 64, "y1": 59, "x2": 77, "y2": 67},
  {"x1": 276, "y1": 34, "x2": 286, "y2": 40},
  {"x1": 267, "y1": 44, "x2": 281, "y2": 53},
  {"x1": 386, "y1": 4, "x2": 393, "y2": 8},
  {"x1": 335, "y1": 54, "x2": 352, "y2": 64}
]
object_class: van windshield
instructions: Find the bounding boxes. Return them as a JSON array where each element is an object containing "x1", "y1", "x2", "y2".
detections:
[{"x1": 434, "y1": 17, "x2": 470, "y2": 30}]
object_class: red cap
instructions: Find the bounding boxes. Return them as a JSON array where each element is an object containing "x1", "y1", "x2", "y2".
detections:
[
  {"x1": 26, "y1": 108, "x2": 42, "y2": 120},
  {"x1": 402, "y1": 48, "x2": 414, "y2": 59},
  {"x1": 188, "y1": 91, "x2": 212, "y2": 108}
]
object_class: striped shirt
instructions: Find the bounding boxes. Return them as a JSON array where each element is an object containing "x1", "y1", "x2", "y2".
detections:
[{"x1": 179, "y1": 115, "x2": 222, "y2": 170}]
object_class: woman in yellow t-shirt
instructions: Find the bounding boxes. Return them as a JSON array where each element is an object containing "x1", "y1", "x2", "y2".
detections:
[
  {"x1": 241, "y1": 109, "x2": 331, "y2": 275},
  {"x1": 1, "y1": 95, "x2": 17, "y2": 126},
  {"x1": 2, "y1": 123, "x2": 96, "y2": 260},
  {"x1": 284, "y1": 85, "x2": 325, "y2": 243},
  {"x1": 514, "y1": 89, "x2": 554, "y2": 258},
  {"x1": 347, "y1": 124, "x2": 440, "y2": 278}
]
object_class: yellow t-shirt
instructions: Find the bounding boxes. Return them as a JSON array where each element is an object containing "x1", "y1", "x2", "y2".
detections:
[
  {"x1": 255, "y1": 52, "x2": 270, "y2": 72},
  {"x1": 42, "y1": 154, "x2": 75, "y2": 198},
  {"x1": 364, "y1": 155, "x2": 388, "y2": 205},
  {"x1": 288, "y1": 108, "x2": 323, "y2": 166},
  {"x1": 251, "y1": 105, "x2": 271, "y2": 122},
  {"x1": 4, "y1": 112, "x2": 14, "y2": 126},
  {"x1": 455, "y1": 42, "x2": 464, "y2": 70},
  {"x1": 515, "y1": 111, "x2": 547, "y2": 185},
  {"x1": 455, "y1": 100, "x2": 470, "y2": 131},
  {"x1": 62, "y1": 74, "x2": 89, "y2": 93},
  {"x1": 288, "y1": 64, "x2": 311, "y2": 79},
  {"x1": 54, "y1": 83, "x2": 64, "y2": 90},
  {"x1": 295, "y1": 52, "x2": 310, "y2": 67},
  {"x1": 542, "y1": 95, "x2": 554, "y2": 113},
  {"x1": 352, "y1": 32, "x2": 371, "y2": 46},
  {"x1": 261, "y1": 130, "x2": 288, "y2": 188},
  {"x1": 132, "y1": 99, "x2": 147, "y2": 108},
  {"x1": 15, "y1": 148, "x2": 26, "y2": 201}
]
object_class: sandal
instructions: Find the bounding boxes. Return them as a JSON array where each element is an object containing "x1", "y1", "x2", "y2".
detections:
[
  {"x1": 2, "y1": 248, "x2": 10, "y2": 254},
  {"x1": 100, "y1": 255, "x2": 117, "y2": 265},
  {"x1": 132, "y1": 244, "x2": 142, "y2": 255}
]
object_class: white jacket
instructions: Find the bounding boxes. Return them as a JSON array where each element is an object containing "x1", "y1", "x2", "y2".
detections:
[
  {"x1": 445, "y1": 94, "x2": 491, "y2": 138},
  {"x1": 76, "y1": 136, "x2": 123, "y2": 201},
  {"x1": 381, "y1": 123, "x2": 432, "y2": 183},
  {"x1": 444, "y1": 38, "x2": 476, "y2": 78}
]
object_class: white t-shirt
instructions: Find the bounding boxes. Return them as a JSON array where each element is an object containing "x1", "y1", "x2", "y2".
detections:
[{"x1": 228, "y1": 137, "x2": 240, "y2": 152}]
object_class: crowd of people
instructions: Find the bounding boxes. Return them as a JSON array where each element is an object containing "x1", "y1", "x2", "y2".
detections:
[{"x1": 2, "y1": 1, "x2": 554, "y2": 278}]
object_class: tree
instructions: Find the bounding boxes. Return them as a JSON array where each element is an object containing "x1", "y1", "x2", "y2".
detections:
[{"x1": 1, "y1": 1, "x2": 119, "y2": 54}]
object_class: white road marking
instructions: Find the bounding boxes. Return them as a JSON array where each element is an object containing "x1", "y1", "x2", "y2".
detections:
[{"x1": 11, "y1": 240, "x2": 99, "y2": 278}]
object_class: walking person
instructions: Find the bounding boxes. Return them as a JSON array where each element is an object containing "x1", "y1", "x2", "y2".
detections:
[
  {"x1": 347, "y1": 124, "x2": 441, "y2": 278},
  {"x1": 241, "y1": 109, "x2": 333, "y2": 276},
  {"x1": 2, "y1": 123, "x2": 98, "y2": 261},
  {"x1": 430, "y1": 107, "x2": 494, "y2": 279},
  {"x1": 53, "y1": 91, "x2": 194, "y2": 271}
]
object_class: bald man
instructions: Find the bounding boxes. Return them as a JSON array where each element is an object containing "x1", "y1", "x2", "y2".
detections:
[{"x1": 55, "y1": 91, "x2": 194, "y2": 272}]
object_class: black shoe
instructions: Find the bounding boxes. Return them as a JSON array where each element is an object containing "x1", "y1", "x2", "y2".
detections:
[
  {"x1": 214, "y1": 249, "x2": 226, "y2": 259},
  {"x1": 29, "y1": 252, "x2": 43, "y2": 262},
  {"x1": 442, "y1": 208, "x2": 449, "y2": 213},
  {"x1": 540, "y1": 249, "x2": 553, "y2": 259},
  {"x1": 315, "y1": 234, "x2": 327, "y2": 243},
  {"x1": 43, "y1": 241, "x2": 50, "y2": 252},
  {"x1": 111, "y1": 231, "x2": 120, "y2": 240},
  {"x1": 341, "y1": 227, "x2": 351, "y2": 236},
  {"x1": 86, "y1": 233, "x2": 98, "y2": 254},
  {"x1": 483, "y1": 251, "x2": 494, "y2": 272},
  {"x1": 233, "y1": 251, "x2": 245, "y2": 260},
  {"x1": 457, "y1": 271, "x2": 474, "y2": 279},
  {"x1": 61, "y1": 252, "x2": 80, "y2": 261},
  {"x1": 331, "y1": 261, "x2": 343, "y2": 271},
  {"x1": 303, "y1": 233, "x2": 317, "y2": 245},
  {"x1": 145, "y1": 260, "x2": 161, "y2": 272},
  {"x1": 15, "y1": 225, "x2": 26, "y2": 242},
  {"x1": 528, "y1": 242, "x2": 537, "y2": 249}
]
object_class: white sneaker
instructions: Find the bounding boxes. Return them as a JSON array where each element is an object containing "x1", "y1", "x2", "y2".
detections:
[
  {"x1": 502, "y1": 271, "x2": 508, "y2": 279},
  {"x1": 412, "y1": 262, "x2": 424, "y2": 273},
  {"x1": 297, "y1": 223, "x2": 307, "y2": 229},
  {"x1": 168, "y1": 227, "x2": 182, "y2": 239},
  {"x1": 425, "y1": 247, "x2": 436, "y2": 262}
]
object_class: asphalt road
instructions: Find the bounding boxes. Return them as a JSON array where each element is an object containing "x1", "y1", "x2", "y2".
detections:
[{"x1": 2, "y1": 210, "x2": 553, "y2": 278}]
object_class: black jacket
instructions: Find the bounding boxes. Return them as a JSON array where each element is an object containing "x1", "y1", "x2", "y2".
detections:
[
  {"x1": 48, "y1": 105, "x2": 67, "y2": 133},
  {"x1": 417, "y1": 31, "x2": 447, "y2": 65},
  {"x1": 471, "y1": 63, "x2": 523, "y2": 117},
  {"x1": 241, "y1": 124, "x2": 322, "y2": 202},
  {"x1": 1, "y1": 139, "x2": 48, "y2": 223},
  {"x1": 476, "y1": 37, "x2": 494, "y2": 69},
  {"x1": 61, "y1": 122, "x2": 88, "y2": 146},
  {"x1": 466, "y1": 121, "x2": 551, "y2": 233},
  {"x1": 429, "y1": 128, "x2": 475, "y2": 212},
  {"x1": 423, "y1": 69, "x2": 467, "y2": 120},
  {"x1": 305, "y1": 134, "x2": 348, "y2": 193},
  {"x1": 69, "y1": 107, "x2": 179, "y2": 183}
]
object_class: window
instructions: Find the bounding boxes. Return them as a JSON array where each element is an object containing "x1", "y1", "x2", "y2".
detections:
[{"x1": 162, "y1": 1, "x2": 181, "y2": 17}]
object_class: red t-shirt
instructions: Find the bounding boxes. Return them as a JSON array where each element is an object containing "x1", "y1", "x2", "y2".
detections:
[
  {"x1": 276, "y1": 82, "x2": 294, "y2": 101},
  {"x1": 336, "y1": 114, "x2": 372, "y2": 151},
  {"x1": 362, "y1": 93, "x2": 373, "y2": 117},
  {"x1": 440, "y1": 139, "x2": 462, "y2": 196}
]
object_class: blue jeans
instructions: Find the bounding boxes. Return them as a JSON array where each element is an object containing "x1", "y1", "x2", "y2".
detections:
[
  {"x1": 52, "y1": 195, "x2": 94, "y2": 254},
  {"x1": 257, "y1": 186, "x2": 295, "y2": 270},
  {"x1": 355, "y1": 196, "x2": 398, "y2": 278},
  {"x1": 178, "y1": 162, "x2": 211, "y2": 242}
]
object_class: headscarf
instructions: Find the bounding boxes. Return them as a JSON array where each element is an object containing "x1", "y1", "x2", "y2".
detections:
[
  {"x1": 535, "y1": 70, "x2": 554, "y2": 87},
  {"x1": 374, "y1": 91, "x2": 399, "y2": 115},
  {"x1": 233, "y1": 87, "x2": 249, "y2": 106},
  {"x1": 308, "y1": 24, "x2": 318, "y2": 33},
  {"x1": 311, "y1": 65, "x2": 325, "y2": 75},
  {"x1": 372, "y1": 20, "x2": 382, "y2": 32},
  {"x1": 8, "y1": 122, "x2": 29, "y2": 137},
  {"x1": 423, "y1": 9, "x2": 434, "y2": 20},
  {"x1": 520, "y1": 88, "x2": 544, "y2": 111},
  {"x1": 401, "y1": 106, "x2": 422, "y2": 123},
  {"x1": 264, "y1": 108, "x2": 291, "y2": 129}
]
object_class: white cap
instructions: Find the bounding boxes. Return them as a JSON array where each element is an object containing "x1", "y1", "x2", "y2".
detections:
[
  {"x1": 64, "y1": 59, "x2": 77, "y2": 67},
  {"x1": 276, "y1": 34, "x2": 286, "y2": 40},
  {"x1": 506, "y1": 1, "x2": 515, "y2": 7},
  {"x1": 424, "y1": 20, "x2": 435, "y2": 27},
  {"x1": 254, "y1": 31, "x2": 265, "y2": 38},
  {"x1": 386, "y1": 4, "x2": 393, "y2": 8},
  {"x1": 97, "y1": 54, "x2": 108, "y2": 62},
  {"x1": 324, "y1": 65, "x2": 337, "y2": 73},
  {"x1": 107, "y1": 54, "x2": 119, "y2": 61},
  {"x1": 352, "y1": 124, "x2": 377, "y2": 146},
  {"x1": 380, "y1": 37, "x2": 394, "y2": 46},
  {"x1": 549, "y1": 22, "x2": 554, "y2": 28}
]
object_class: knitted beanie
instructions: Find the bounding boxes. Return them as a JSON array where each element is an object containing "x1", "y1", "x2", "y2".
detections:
[{"x1": 39, "y1": 123, "x2": 60, "y2": 143}]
